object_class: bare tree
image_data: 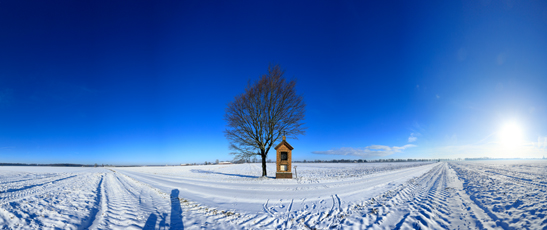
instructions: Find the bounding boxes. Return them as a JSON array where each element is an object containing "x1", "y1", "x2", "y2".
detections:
[{"x1": 225, "y1": 64, "x2": 306, "y2": 177}]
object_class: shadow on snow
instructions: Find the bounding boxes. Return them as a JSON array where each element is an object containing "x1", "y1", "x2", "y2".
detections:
[
  {"x1": 191, "y1": 169, "x2": 275, "y2": 179},
  {"x1": 142, "y1": 189, "x2": 184, "y2": 230}
]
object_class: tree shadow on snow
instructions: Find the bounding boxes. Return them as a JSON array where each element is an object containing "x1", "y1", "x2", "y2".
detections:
[
  {"x1": 170, "y1": 189, "x2": 184, "y2": 229},
  {"x1": 191, "y1": 169, "x2": 274, "y2": 179}
]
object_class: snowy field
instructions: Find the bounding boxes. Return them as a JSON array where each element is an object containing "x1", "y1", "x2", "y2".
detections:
[{"x1": 1, "y1": 161, "x2": 546, "y2": 229}]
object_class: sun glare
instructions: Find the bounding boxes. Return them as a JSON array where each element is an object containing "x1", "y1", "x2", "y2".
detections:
[{"x1": 498, "y1": 122, "x2": 523, "y2": 147}]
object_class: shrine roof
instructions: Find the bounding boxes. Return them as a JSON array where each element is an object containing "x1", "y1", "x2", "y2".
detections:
[{"x1": 274, "y1": 140, "x2": 294, "y2": 150}]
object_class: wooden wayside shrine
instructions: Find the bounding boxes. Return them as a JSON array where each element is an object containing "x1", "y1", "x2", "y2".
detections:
[{"x1": 275, "y1": 135, "x2": 293, "y2": 179}]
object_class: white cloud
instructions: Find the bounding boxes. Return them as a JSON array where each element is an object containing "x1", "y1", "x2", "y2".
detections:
[
  {"x1": 408, "y1": 133, "x2": 417, "y2": 143},
  {"x1": 312, "y1": 144, "x2": 417, "y2": 158},
  {"x1": 436, "y1": 94, "x2": 440, "y2": 99},
  {"x1": 538, "y1": 136, "x2": 547, "y2": 148}
]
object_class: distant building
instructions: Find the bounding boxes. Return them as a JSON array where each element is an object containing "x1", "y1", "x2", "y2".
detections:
[{"x1": 218, "y1": 162, "x2": 232, "y2": 165}]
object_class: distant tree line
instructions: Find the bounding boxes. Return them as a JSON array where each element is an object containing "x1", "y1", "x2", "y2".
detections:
[
  {"x1": 292, "y1": 158, "x2": 448, "y2": 163},
  {"x1": 464, "y1": 157, "x2": 490, "y2": 160},
  {"x1": 228, "y1": 158, "x2": 462, "y2": 164},
  {"x1": 463, "y1": 157, "x2": 544, "y2": 161},
  {"x1": 232, "y1": 157, "x2": 273, "y2": 164}
]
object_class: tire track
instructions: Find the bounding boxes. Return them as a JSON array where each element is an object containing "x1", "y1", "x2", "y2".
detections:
[
  {"x1": 1, "y1": 175, "x2": 77, "y2": 193},
  {"x1": 80, "y1": 174, "x2": 104, "y2": 230},
  {"x1": 450, "y1": 162, "x2": 547, "y2": 229},
  {"x1": 0, "y1": 174, "x2": 81, "y2": 204},
  {"x1": 0, "y1": 170, "x2": 106, "y2": 229},
  {"x1": 348, "y1": 163, "x2": 497, "y2": 229},
  {"x1": 0, "y1": 173, "x2": 60, "y2": 185},
  {"x1": 91, "y1": 171, "x2": 173, "y2": 229}
]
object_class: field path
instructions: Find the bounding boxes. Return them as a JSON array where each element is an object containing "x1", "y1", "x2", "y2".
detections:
[
  {"x1": 87, "y1": 170, "x2": 176, "y2": 230},
  {"x1": 0, "y1": 167, "x2": 109, "y2": 229},
  {"x1": 450, "y1": 162, "x2": 547, "y2": 229},
  {"x1": 115, "y1": 163, "x2": 438, "y2": 214},
  {"x1": 337, "y1": 162, "x2": 501, "y2": 229},
  {"x1": 0, "y1": 168, "x2": 186, "y2": 229},
  {"x1": 4, "y1": 161, "x2": 543, "y2": 229}
]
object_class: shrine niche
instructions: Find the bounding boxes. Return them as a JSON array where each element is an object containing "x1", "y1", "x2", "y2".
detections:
[{"x1": 275, "y1": 135, "x2": 293, "y2": 179}]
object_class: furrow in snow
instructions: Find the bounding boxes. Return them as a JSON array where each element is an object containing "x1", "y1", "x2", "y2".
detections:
[
  {"x1": 0, "y1": 168, "x2": 107, "y2": 229},
  {"x1": 450, "y1": 162, "x2": 547, "y2": 229}
]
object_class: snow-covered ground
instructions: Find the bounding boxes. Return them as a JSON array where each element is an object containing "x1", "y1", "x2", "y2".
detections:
[{"x1": 1, "y1": 161, "x2": 546, "y2": 229}]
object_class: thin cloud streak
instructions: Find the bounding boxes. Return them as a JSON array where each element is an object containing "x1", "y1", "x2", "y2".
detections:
[
  {"x1": 312, "y1": 144, "x2": 417, "y2": 158},
  {"x1": 408, "y1": 133, "x2": 417, "y2": 142}
]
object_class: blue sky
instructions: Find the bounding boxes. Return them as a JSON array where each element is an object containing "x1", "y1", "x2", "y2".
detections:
[{"x1": 1, "y1": 1, "x2": 547, "y2": 164}]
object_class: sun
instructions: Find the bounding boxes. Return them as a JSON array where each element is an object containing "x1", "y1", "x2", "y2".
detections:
[{"x1": 498, "y1": 122, "x2": 523, "y2": 147}]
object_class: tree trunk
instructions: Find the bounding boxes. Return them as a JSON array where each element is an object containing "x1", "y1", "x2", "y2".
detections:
[{"x1": 261, "y1": 153, "x2": 267, "y2": 177}]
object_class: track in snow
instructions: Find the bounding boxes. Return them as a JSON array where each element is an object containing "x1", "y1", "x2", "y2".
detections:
[
  {"x1": 0, "y1": 168, "x2": 108, "y2": 229},
  {"x1": 450, "y1": 161, "x2": 547, "y2": 229},
  {"x1": 3, "y1": 161, "x2": 546, "y2": 229},
  {"x1": 0, "y1": 168, "x2": 180, "y2": 229},
  {"x1": 86, "y1": 170, "x2": 175, "y2": 230},
  {"x1": 115, "y1": 163, "x2": 437, "y2": 213},
  {"x1": 114, "y1": 162, "x2": 439, "y2": 229},
  {"x1": 340, "y1": 162, "x2": 500, "y2": 229}
]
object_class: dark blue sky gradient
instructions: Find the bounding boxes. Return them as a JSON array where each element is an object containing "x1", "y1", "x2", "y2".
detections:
[{"x1": 1, "y1": 1, "x2": 547, "y2": 164}]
